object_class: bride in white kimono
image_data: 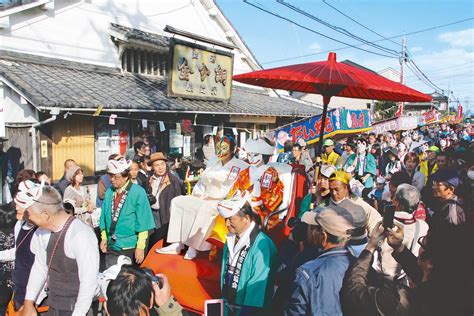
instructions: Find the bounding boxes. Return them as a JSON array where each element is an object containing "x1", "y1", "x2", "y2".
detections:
[{"x1": 157, "y1": 135, "x2": 248, "y2": 260}]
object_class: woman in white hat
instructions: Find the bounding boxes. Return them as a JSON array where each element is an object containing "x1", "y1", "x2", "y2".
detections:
[{"x1": 63, "y1": 165, "x2": 95, "y2": 226}]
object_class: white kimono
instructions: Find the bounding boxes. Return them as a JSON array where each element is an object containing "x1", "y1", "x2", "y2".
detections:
[{"x1": 167, "y1": 157, "x2": 249, "y2": 251}]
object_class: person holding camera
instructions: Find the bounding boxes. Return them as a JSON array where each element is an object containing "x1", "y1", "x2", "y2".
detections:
[
  {"x1": 100, "y1": 158, "x2": 155, "y2": 269},
  {"x1": 105, "y1": 265, "x2": 183, "y2": 316},
  {"x1": 378, "y1": 183, "x2": 429, "y2": 280},
  {"x1": 341, "y1": 218, "x2": 472, "y2": 316},
  {"x1": 147, "y1": 152, "x2": 182, "y2": 253}
]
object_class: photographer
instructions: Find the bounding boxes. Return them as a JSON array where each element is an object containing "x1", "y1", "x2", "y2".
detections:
[
  {"x1": 341, "y1": 219, "x2": 472, "y2": 316},
  {"x1": 105, "y1": 265, "x2": 183, "y2": 316}
]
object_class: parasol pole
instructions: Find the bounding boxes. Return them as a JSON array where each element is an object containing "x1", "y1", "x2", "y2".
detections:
[{"x1": 314, "y1": 95, "x2": 331, "y2": 181}]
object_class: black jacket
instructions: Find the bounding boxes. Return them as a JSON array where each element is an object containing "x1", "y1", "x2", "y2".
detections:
[{"x1": 148, "y1": 172, "x2": 182, "y2": 226}]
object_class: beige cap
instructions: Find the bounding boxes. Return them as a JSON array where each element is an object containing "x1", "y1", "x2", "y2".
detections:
[
  {"x1": 302, "y1": 206, "x2": 354, "y2": 238},
  {"x1": 65, "y1": 165, "x2": 81, "y2": 182}
]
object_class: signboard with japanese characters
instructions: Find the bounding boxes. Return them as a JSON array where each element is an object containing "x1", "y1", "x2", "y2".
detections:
[
  {"x1": 167, "y1": 38, "x2": 233, "y2": 102},
  {"x1": 274, "y1": 109, "x2": 372, "y2": 150}
]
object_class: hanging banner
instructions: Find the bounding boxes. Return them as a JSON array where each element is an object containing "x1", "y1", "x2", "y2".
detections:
[
  {"x1": 439, "y1": 114, "x2": 462, "y2": 124},
  {"x1": 419, "y1": 109, "x2": 439, "y2": 126},
  {"x1": 274, "y1": 109, "x2": 371, "y2": 149},
  {"x1": 373, "y1": 116, "x2": 418, "y2": 134}
]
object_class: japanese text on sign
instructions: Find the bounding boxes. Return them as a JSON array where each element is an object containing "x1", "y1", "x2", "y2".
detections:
[
  {"x1": 274, "y1": 109, "x2": 371, "y2": 150},
  {"x1": 168, "y1": 39, "x2": 233, "y2": 101}
]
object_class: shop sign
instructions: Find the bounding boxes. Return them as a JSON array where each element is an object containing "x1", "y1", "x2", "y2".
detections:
[
  {"x1": 274, "y1": 109, "x2": 371, "y2": 149},
  {"x1": 168, "y1": 38, "x2": 233, "y2": 102}
]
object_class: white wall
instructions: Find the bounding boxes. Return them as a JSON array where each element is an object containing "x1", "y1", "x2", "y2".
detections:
[
  {"x1": 379, "y1": 68, "x2": 401, "y2": 83},
  {"x1": 298, "y1": 93, "x2": 371, "y2": 110},
  {"x1": 0, "y1": 0, "x2": 254, "y2": 74},
  {"x1": 1, "y1": 83, "x2": 38, "y2": 124}
]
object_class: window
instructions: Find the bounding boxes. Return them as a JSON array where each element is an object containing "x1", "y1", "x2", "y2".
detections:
[{"x1": 121, "y1": 47, "x2": 167, "y2": 76}]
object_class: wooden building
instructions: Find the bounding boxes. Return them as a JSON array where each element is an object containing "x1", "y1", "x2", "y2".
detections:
[{"x1": 0, "y1": 0, "x2": 321, "y2": 181}]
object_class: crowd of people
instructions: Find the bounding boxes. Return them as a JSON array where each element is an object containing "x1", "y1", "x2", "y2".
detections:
[{"x1": 0, "y1": 122, "x2": 472, "y2": 316}]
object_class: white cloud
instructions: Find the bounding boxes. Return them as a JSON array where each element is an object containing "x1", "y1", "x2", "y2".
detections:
[
  {"x1": 308, "y1": 42, "x2": 321, "y2": 52},
  {"x1": 403, "y1": 48, "x2": 473, "y2": 107},
  {"x1": 410, "y1": 46, "x2": 423, "y2": 52},
  {"x1": 438, "y1": 28, "x2": 474, "y2": 47}
]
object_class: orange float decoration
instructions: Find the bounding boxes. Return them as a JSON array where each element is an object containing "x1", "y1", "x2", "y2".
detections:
[{"x1": 141, "y1": 164, "x2": 308, "y2": 313}]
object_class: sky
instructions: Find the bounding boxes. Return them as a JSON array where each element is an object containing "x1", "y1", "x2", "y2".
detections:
[{"x1": 216, "y1": 0, "x2": 474, "y2": 111}]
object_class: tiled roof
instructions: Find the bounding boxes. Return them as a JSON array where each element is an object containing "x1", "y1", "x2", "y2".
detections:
[
  {"x1": 0, "y1": 51, "x2": 321, "y2": 117},
  {"x1": 109, "y1": 23, "x2": 170, "y2": 49}
]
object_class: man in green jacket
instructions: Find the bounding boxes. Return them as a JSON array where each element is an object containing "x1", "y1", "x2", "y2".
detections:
[
  {"x1": 100, "y1": 158, "x2": 156, "y2": 269},
  {"x1": 217, "y1": 191, "x2": 278, "y2": 315}
]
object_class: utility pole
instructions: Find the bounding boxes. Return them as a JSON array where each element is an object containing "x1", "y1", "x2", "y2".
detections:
[
  {"x1": 398, "y1": 37, "x2": 407, "y2": 116},
  {"x1": 400, "y1": 37, "x2": 406, "y2": 85},
  {"x1": 447, "y1": 84, "x2": 450, "y2": 116}
]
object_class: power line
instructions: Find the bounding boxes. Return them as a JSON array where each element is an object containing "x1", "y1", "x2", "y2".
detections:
[
  {"x1": 406, "y1": 50, "x2": 445, "y2": 92},
  {"x1": 406, "y1": 73, "x2": 473, "y2": 84},
  {"x1": 405, "y1": 61, "x2": 443, "y2": 93},
  {"x1": 242, "y1": 0, "x2": 399, "y2": 59},
  {"x1": 261, "y1": 17, "x2": 474, "y2": 65},
  {"x1": 404, "y1": 59, "x2": 440, "y2": 92},
  {"x1": 406, "y1": 70, "x2": 473, "y2": 81},
  {"x1": 321, "y1": 0, "x2": 401, "y2": 48},
  {"x1": 404, "y1": 61, "x2": 474, "y2": 78},
  {"x1": 277, "y1": 0, "x2": 400, "y2": 56}
]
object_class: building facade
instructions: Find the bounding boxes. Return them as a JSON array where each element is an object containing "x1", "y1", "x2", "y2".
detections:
[{"x1": 0, "y1": 0, "x2": 321, "y2": 180}]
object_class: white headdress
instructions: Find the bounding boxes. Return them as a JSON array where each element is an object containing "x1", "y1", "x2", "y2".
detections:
[
  {"x1": 217, "y1": 191, "x2": 251, "y2": 218},
  {"x1": 106, "y1": 158, "x2": 132, "y2": 174}
]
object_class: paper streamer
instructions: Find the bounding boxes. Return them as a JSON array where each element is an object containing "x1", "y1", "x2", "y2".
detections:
[
  {"x1": 176, "y1": 123, "x2": 181, "y2": 134},
  {"x1": 109, "y1": 114, "x2": 117, "y2": 125},
  {"x1": 159, "y1": 121, "x2": 166, "y2": 132}
]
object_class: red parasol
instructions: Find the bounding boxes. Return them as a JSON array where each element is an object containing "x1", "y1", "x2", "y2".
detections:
[{"x1": 233, "y1": 52, "x2": 432, "y2": 155}]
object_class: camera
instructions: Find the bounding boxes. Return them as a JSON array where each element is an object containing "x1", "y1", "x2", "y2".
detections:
[{"x1": 142, "y1": 267, "x2": 163, "y2": 289}]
